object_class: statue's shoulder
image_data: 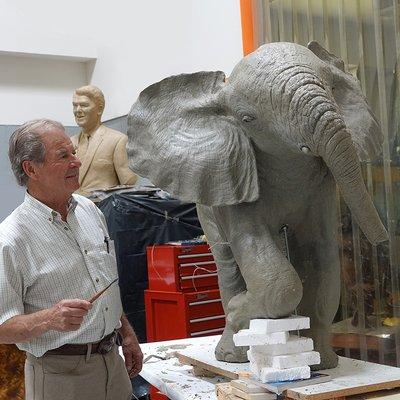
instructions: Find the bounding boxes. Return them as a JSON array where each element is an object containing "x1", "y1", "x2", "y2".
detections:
[{"x1": 100, "y1": 125, "x2": 127, "y2": 141}]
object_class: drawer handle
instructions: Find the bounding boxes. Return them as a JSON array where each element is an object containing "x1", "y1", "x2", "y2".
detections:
[
  {"x1": 180, "y1": 260, "x2": 216, "y2": 267},
  {"x1": 178, "y1": 253, "x2": 212, "y2": 259},
  {"x1": 188, "y1": 299, "x2": 222, "y2": 306},
  {"x1": 190, "y1": 327, "x2": 224, "y2": 337},
  {"x1": 181, "y1": 273, "x2": 218, "y2": 280},
  {"x1": 189, "y1": 314, "x2": 225, "y2": 323}
]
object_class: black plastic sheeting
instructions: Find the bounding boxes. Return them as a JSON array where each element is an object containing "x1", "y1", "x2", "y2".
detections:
[
  {"x1": 98, "y1": 190, "x2": 203, "y2": 340},
  {"x1": 98, "y1": 190, "x2": 203, "y2": 398}
]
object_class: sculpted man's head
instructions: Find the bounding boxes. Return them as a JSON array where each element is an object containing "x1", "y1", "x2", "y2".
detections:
[
  {"x1": 73, "y1": 85, "x2": 105, "y2": 132},
  {"x1": 9, "y1": 119, "x2": 81, "y2": 201}
]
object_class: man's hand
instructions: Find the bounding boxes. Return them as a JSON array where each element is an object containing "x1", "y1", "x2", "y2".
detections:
[
  {"x1": 119, "y1": 314, "x2": 143, "y2": 377},
  {"x1": 122, "y1": 333, "x2": 144, "y2": 378},
  {"x1": 0, "y1": 298, "x2": 92, "y2": 344},
  {"x1": 47, "y1": 299, "x2": 92, "y2": 332}
]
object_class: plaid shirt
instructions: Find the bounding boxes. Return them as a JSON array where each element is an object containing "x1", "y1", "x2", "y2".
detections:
[{"x1": 0, "y1": 192, "x2": 122, "y2": 357}]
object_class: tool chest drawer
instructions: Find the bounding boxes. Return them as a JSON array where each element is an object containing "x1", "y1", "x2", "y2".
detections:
[
  {"x1": 186, "y1": 290, "x2": 223, "y2": 319},
  {"x1": 145, "y1": 289, "x2": 225, "y2": 342},
  {"x1": 147, "y1": 244, "x2": 218, "y2": 292}
]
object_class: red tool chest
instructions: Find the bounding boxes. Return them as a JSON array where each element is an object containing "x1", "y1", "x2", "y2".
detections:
[
  {"x1": 149, "y1": 385, "x2": 167, "y2": 400},
  {"x1": 145, "y1": 243, "x2": 225, "y2": 399},
  {"x1": 145, "y1": 288, "x2": 225, "y2": 341},
  {"x1": 145, "y1": 243, "x2": 225, "y2": 343},
  {"x1": 146, "y1": 243, "x2": 219, "y2": 292}
]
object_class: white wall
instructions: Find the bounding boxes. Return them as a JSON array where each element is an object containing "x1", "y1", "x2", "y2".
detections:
[
  {"x1": 0, "y1": 0, "x2": 243, "y2": 125},
  {"x1": 0, "y1": 0, "x2": 243, "y2": 221},
  {"x1": 0, "y1": 56, "x2": 88, "y2": 124}
]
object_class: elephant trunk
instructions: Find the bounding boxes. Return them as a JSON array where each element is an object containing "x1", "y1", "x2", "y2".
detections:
[
  {"x1": 320, "y1": 124, "x2": 388, "y2": 244},
  {"x1": 290, "y1": 75, "x2": 388, "y2": 245}
]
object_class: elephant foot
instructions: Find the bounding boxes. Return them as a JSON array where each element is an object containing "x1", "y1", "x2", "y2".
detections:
[
  {"x1": 311, "y1": 347, "x2": 338, "y2": 370},
  {"x1": 226, "y1": 291, "x2": 266, "y2": 332},
  {"x1": 215, "y1": 325, "x2": 248, "y2": 363},
  {"x1": 307, "y1": 328, "x2": 339, "y2": 370},
  {"x1": 226, "y1": 288, "x2": 300, "y2": 332}
]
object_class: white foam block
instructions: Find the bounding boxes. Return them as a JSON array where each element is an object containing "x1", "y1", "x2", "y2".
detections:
[
  {"x1": 248, "y1": 349, "x2": 263, "y2": 365},
  {"x1": 249, "y1": 350, "x2": 320, "y2": 369},
  {"x1": 249, "y1": 316, "x2": 310, "y2": 334},
  {"x1": 249, "y1": 359, "x2": 261, "y2": 376},
  {"x1": 233, "y1": 330, "x2": 289, "y2": 346},
  {"x1": 259, "y1": 365, "x2": 311, "y2": 383},
  {"x1": 247, "y1": 351, "x2": 275, "y2": 377},
  {"x1": 250, "y1": 335, "x2": 314, "y2": 356},
  {"x1": 271, "y1": 351, "x2": 320, "y2": 369},
  {"x1": 248, "y1": 353, "x2": 264, "y2": 377}
]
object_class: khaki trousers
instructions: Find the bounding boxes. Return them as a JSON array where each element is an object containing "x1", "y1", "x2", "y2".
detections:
[{"x1": 25, "y1": 346, "x2": 132, "y2": 400}]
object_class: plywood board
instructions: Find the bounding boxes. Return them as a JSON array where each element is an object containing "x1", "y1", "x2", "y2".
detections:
[
  {"x1": 285, "y1": 359, "x2": 400, "y2": 400},
  {"x1": 176, "y1": 341, "x2": 400, "y2": 400}
]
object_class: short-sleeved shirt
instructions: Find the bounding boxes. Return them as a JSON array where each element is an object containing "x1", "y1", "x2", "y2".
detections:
[{"x1": 0, "y1": 192, "x2": 122, "y2": 357}]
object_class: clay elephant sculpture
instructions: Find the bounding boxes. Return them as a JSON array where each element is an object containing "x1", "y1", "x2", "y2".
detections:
[{"x1": 126, "y1": 41, "x2": 388, "y2": 370}]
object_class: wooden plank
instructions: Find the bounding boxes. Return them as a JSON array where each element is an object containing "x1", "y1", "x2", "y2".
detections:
[
  {"x1": 177, "y1": 344, "x2": 400, "y2": 400},
  {"x1": 192, "y1": 365, "x2": 218, "y2": 378},
  {"x1": 219, "y1": 385, "x2": 400, "y2": 400},
  {"x1": 231, "y1": 379, "x2": 270, "y2": 394},
  {"x1": 177, "y1": 352, "x2": 239, "y2": 380},
  {"x1": 286, "y1": 379, "x2": 400, "y2": 400},
  {"x1": 231, "y1": 386, "x2": 276, "y2": 399},
  {"x1": 178, "y1": 350, "x2": 400, "y2": 399},
  {"x1": 216, "y1": 383, "x2": 277, "y2": 400},
  {"x1": 352, "y1": 388, "x2": 400, "y2": 399},
  {"x1": 216, "y1": 383, "x2": 237, "y2": 400},
  {"x1": 286, "y1": 377, "x2": 400, "y2": 400}
]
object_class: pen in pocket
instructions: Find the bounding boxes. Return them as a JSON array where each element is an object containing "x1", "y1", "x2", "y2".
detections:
[{"x1": 104, "y1": 236, "x2": 110, "y2": 253}]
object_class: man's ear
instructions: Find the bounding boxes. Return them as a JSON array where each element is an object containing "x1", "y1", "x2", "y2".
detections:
[{"x1": 22, "y1": 160, "x2": 39, "y2": 181}]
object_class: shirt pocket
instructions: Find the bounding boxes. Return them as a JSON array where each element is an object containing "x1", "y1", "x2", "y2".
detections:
[{"x1": 87, "y1": 242, "x2": 118, "y2": 280}]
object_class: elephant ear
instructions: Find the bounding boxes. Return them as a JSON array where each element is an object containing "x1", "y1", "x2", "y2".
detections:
[
  {"x1": 127, "y1": 71, "x2": 259, "y2": 206},
  {"x1": 308, "y1": 41, "x2": 383, "y2": 161}
]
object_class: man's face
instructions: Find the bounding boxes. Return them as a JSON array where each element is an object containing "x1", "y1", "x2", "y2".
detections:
[
  {"x1": 33, "y1": 129, "x2": 82, "y2": 198},
  {"x1": 72, "y1": 94, "x2": 101, "y2": 129}
]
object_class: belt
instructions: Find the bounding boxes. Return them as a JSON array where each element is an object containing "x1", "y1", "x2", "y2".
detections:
[{"x1": 45, "y1": 331, "x2": 120, "y2": 356}]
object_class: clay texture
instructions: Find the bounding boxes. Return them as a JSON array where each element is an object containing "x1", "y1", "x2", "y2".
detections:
[{"x1": 126, "y1": 42, "x2": 388, "y2": 369}]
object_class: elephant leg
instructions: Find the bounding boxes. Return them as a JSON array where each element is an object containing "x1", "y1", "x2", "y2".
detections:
[
  {"x1": 294, "y1": 241, "x2": 340, "y2": 370},
  {"x1": 197, "y1": 205, "x2": 248, "y2": 362},
  {"x1": 293, "y1": 184, "x2": 340, "y2": 369},
  {"x1": 213, "y1": 203, "x2": 303, "y2": 342}
]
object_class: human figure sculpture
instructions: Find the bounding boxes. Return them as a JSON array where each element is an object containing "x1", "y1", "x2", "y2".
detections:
[
  {"x1": 125, "y1": 42, "x2": 388, "y2": 369},
  {"x1": 71, "y1": 85, "x2": 137, "y2": 196}
]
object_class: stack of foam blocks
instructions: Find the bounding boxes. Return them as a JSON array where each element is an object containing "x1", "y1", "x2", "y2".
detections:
[{"x1": 233, "y1": 316, "x2": 320, "y2": 383}]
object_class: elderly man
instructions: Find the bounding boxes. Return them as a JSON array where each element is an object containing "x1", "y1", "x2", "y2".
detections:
[
  {"x1": 0, "y1": 119, "x2": 143, "y2": 400},
  {"x1": 72, "y1": 85, "x2": 138, "y2": 196}
]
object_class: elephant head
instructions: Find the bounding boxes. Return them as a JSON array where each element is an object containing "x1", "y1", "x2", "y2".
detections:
[{"x1": 127, "y1": 41, "x2": 387, "y2": 246}]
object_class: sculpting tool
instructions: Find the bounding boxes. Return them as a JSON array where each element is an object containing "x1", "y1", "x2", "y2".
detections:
[
  {"x1": 280, "y1": 224, "x2": 300, "y2": 337},
  {"x1": 89, "y1": 278, "x2": 119, "y2": 303}
]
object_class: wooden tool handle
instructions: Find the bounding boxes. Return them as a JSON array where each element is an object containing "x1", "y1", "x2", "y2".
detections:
[{"x1": 88, "y1": 278, "x2": 118, "y2": 303}]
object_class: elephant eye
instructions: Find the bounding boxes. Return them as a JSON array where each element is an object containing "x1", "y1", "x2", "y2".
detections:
[
  {"x1": 242, "y1": 115, "x2": 255, "y2": 123},
  {"x1": 300, "y1": 145, "x2": 311, "y2": 154}
]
